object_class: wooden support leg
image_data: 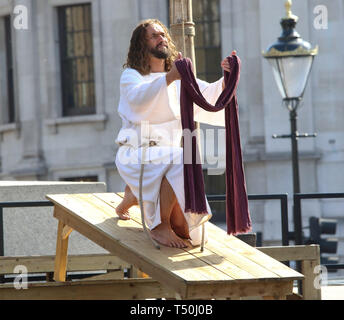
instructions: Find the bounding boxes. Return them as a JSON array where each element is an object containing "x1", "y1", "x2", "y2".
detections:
[
  {"x1": 53, "y1": 220, "x2": 71, "y2": 282},
  {"x1": 301, "y1": 259, "x2": 322, "y2": 300}
]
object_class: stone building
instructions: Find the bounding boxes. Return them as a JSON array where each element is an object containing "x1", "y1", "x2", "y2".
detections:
[{"x1": 0, "y1": 0, "x2": 343, "y2": 270}]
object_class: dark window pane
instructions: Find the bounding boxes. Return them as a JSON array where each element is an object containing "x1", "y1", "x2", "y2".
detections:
[
  {"x1": 193, "y1": 0, "x2": 203, "y2": 22},
  {"x1": 203, "y1": 170, "x2": 226, "y2": 221},
  {"x1": 83, "y1": 5, "x2": 92, "y2": 30},
  {"x1": 4, "y1": 15, "x2": 15, "y2": 123},
  {"x1": 65, "y1": 7, "x2": 73, "y2": 32},
  {"x1": 192, "y1": 0, "x2": 222, "y2": 82},
  {"x1": 195, "y1": 48, "x2": 206, "y2": 75},
  {"x1": 204, "y1": 21, "x2": 220, "y2": 47},
  {"x1": 58, "y1": 4, "x2": 95, "y2": 116},
  {"x1": 194, "y1": 23, "x2": 204, "y2": 47},
  {"x1": 66, "y1": 33, "x2": 74, "y2": 57},
  {"x1": 205, "y1": 47, "x2": 222, "y2": 74},
  {"x1": 203, "y1": 0, "x2": 220, "y2": 21}
]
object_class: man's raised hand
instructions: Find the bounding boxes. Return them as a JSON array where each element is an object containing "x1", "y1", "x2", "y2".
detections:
[
  {"x1": 166, "y1": 52, "x2": 182, "y2": 86},
  {"x1": 221, "y1": 50, "x2": 237, "y2": 73}
]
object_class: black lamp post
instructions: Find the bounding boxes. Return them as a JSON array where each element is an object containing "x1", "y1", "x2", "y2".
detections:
[{"x1": 263, "y1": 0, "x2": 318, "y2": 245}]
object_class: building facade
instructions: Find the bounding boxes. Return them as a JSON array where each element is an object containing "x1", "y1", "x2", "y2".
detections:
[{"x1": 0, "y1": 0, "x2": 343, "y2": 269}]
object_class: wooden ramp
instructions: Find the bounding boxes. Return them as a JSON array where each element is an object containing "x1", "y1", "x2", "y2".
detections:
[{"x1": 46, "y1": 192, "x2": 304, "y2": 299}]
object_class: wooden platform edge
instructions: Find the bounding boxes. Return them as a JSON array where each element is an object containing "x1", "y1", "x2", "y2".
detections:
[
  {"x1": 0, "y1": 243, "x2": 321, "y2": 300},
  {"x1": 0, "y1": 278, "x2": 175, "y2": 300}
]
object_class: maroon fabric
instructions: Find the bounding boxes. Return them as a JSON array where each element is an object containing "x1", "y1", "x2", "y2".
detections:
[{"x1": 175, "y1": 55, "x2": 252, "y2": 235}]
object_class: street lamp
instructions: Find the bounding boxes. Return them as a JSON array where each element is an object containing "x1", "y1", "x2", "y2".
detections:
[{"x1": 263, "y1": 0, "x2": 318, "y2": 245}]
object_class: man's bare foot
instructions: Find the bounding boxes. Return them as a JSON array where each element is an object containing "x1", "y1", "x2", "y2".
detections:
[
  {"x1": 150, "y1": 223, "x2": 188, "y2": 248},
  {"x1": 115, "y1": 185, "x2": 138, "y2": 220},
  {"x1": 170, "y1": 204, "x2": 190, "y2": 240}
]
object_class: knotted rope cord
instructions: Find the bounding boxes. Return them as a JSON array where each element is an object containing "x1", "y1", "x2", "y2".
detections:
[
  {"x1": 181, "y1": 0, "x2": 186, "y2": 58},
  {"x1": 139, "y1": 142, "x2": 160, "y2": 250}
]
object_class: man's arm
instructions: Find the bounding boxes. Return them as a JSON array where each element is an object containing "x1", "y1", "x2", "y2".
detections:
[{"x1": 121, "y1": 69, "x2": 167, "y2": 106}]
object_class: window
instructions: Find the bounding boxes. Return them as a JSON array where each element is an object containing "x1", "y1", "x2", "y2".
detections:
[
  {"x1": 193, "y1": 0, "x2": 222, "y2": 82},
  {"x1": 57, "y1": 4, "x2": 95, "y2": 116},
  {"x1": 192, "y1": 0, "x2": 224, "y2": 217},
  {"x1": 203, "y1": 170, "x2": 226, "y2": 222},
  {"x1": 1, "y1": 15, "x2": 15, "y2": 123}
]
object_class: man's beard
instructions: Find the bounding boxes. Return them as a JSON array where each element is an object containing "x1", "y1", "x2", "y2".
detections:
[{"x1": 150, "y1": 44, "x2": 170, "y2": 59}]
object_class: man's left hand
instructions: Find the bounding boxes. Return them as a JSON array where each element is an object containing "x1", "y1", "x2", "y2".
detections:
[
  {"x1": 221, "y1": 50, "x2": 236, "y2": 73},
  {"x1": 221, "y1": 50, "x2": 236, "y2": 89}
]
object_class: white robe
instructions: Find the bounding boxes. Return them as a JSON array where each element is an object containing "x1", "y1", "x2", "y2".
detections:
[{"x1": 115, "y1": 68, "x2": 225, "y2": 246}]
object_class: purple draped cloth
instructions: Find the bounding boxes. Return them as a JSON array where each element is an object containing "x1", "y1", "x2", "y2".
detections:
[{"x1": 175, "y1": 54, "x2": 252, "y2": 235}]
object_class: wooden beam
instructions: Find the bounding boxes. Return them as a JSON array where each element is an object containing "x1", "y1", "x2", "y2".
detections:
[
  {"x1": 53, "y1": 208, "x2": 71, "y2": 282},
  {"x1": 0, "y1": 254, "x2": 130, "y2": 275},
  {"x1": 182, "y1": 279, "x2": 293, "y2": 300},
  {"x1": 258, "y1": 245, "x2": 320, "y2": 262},
  {"x1": 0, "y1": 279, "x2": 175, "y2": 300}
]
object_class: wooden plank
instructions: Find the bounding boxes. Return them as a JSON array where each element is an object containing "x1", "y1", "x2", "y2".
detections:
[
  {"x1": 206, "y1": 223, "x2": 303, "y2": 279},
  {"x1": 101, "y1": 193, "x2": 300, "y2": 281},
  {"x1": 115, "y1": 191, "x2": 308, "y2": 289},
  {"x1": 0, "y1": 279, "x2": 175, "y2": 300},
  {"x1": 119, "y1": 200, "x2": 277, "y2": 280},
  {"x1": 182, "y1": 279, "x2": 293, "y2": 300},
  {"x1": 64, "y1": 254, "x2": 130, "y2": 272},
  {"x1": 99, "y1": 193, "x2": 256, "y2": 280},
  {"x1": 46, "y1": 193, "x2": 234, "y2": 298},
  {"x1": 50, "y1": 197, "x2": 191, "y2": 297},
  {"x1": 97, "y1": 193, "x2": 275, "y2": 281},
  {"x1": 199, "y1": 238, "x2": 281, "y2": 279},
  {"x1": 71, "y1": 194, "x2": 232, "y2": 282},
  {"x1": 259, "y1": 245, "x2": 320, "y2": 262},
  {"x1": 0, "y1": 276, "x2": 293, "y2": 300},
  {"x1": 0, "y1": 254, "x2": 129, "y2": 275},
  {"x1": 185, "y1": 245, "x2": 257, "y2": 280}
]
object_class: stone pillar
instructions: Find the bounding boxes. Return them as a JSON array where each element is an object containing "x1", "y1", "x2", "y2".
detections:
[
  {"x1": 12, "y1": 0, "x2": 46, "y2": 178},
  {"x1": 169, "y1": 0, "x2": 196, "y2": 73}
]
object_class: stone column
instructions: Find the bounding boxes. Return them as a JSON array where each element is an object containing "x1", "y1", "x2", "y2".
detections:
[
  {"x1": 12, "y1": 0, "x2": 46, "y2": 178},
  {"x1": 169, "y1": 0, "x2": 196, "y2": 73}
]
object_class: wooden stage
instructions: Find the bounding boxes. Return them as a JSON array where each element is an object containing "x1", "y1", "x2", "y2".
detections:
[{"x1": 44, "y1": 192, "x2": 304, "y2": 300}]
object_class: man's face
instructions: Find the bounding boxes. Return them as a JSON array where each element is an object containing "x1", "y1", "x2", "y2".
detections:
[{"x1": 146, "y1": 23, "x2": 170, "y2": 59}]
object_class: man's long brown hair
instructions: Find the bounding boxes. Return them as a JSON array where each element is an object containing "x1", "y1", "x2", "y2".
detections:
[{"x1": 123, "y1": 19, "x2": 178, "y2": 75}]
